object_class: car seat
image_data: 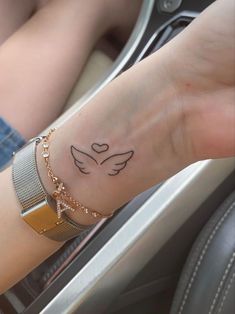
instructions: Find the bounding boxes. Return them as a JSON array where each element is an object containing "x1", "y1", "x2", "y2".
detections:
[{"x1": 170, "y1": 191, "x2": 235, "y2": 314}]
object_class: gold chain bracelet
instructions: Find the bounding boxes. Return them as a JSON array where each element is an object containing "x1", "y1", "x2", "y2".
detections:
[{"x1": 41, "y1": 129, "x2": 113, "y2": 220}]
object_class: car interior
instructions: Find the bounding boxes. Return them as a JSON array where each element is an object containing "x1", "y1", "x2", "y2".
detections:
[{"x1": 1, "y1": 0, "x2": 235, "y2": 313}]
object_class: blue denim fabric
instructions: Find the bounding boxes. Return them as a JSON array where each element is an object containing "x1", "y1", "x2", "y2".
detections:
[{"x1": 0, "y1": 117, "x2": 26, "y2": 171}]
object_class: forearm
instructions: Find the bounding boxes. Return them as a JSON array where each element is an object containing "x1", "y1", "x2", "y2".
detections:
[
  {"x1": 0, "y1": 47, "x2": 189, "y2": 292},
  {"x1": 37, "y1": 49, "x2": 190, "y2": 224},
  {"x1": 1, "y1": 0, "x2": 234, "y2": 295}
]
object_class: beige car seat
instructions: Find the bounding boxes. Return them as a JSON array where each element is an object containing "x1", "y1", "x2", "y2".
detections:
[{"x1": 63, "y1": 50, "x2": 113, "y2": 112}]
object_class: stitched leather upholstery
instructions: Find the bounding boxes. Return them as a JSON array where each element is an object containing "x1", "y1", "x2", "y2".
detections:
[{"x1": 170, "y1": 191, "x2": 235, "y2": 314}]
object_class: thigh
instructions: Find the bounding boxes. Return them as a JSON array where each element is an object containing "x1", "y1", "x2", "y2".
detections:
[{"x1": 0, "y1": 0, "x2": 36, "y2": 45}]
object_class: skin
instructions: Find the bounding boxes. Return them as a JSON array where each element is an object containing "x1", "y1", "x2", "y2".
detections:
[
  {"x1": 0, "y1": 0, "x2": 234, "y2": 293},
  {"x1": 0, "y1": 0, "x2": 36, "y2": 45},
  {"x1": 0, "y1": 0, "x2": 142, "y2": 139}
]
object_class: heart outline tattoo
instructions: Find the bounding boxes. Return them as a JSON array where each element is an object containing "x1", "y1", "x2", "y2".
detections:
[
  {"x1": 91, "y1": 143, "x2": 109, "y2": 153},
  {"x1": 71, "y1": 145, "x2": 134, "y2": 176}
]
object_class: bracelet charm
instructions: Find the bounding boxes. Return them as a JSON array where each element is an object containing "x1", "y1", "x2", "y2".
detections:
[
  {"x1": 12, "y1": 134, "x2": 93, "y2": 242},
  {"x1": 41, "y1": 129, "x2": 113, "y2": 220}
]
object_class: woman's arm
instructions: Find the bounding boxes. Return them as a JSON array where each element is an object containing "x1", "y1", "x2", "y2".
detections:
[
  {"x1": 0, "y1": 0, "x2": 234, "y2": 293},
  {"x1": 1, "y1": 47, "x2": 186, "y2": 293}
]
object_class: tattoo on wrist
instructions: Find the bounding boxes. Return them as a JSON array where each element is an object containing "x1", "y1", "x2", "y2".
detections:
[{"x1": 71, "y1": 143, "x2": 134, "y2": 176}]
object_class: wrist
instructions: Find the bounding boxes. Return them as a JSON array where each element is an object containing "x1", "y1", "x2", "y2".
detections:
[
  {"x1": 37, "y1": 49, "x2": 196, "y2": 224},
  {"x1": 37, "y1": 139, "x2": 101, "y2": 225},
  {"x1": 155, "y1": 42, "x2": 209, "y2": 163},
  {"x1": 149, "y1": 46, "x2": 198, "y2": 165}
]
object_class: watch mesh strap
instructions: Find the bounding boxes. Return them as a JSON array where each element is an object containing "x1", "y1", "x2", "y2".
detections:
[
  {"x1": 12, "y1": 139, "x2": 46, "y2": 209},
  {"x1": 12, "y1": 139, "x2": 92, "y2": 242},
  {"x1": 45, "y1": 215, "x2": 92, "y2": 242}
]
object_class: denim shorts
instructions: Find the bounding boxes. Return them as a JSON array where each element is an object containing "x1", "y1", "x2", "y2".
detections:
[{"x1": 0, "y1": 117, "x2": 26, "y2": 171}]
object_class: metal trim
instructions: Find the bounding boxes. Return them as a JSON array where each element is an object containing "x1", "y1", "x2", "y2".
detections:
[
  {"x1": 135, "y1": 11, "x2": 198, "y2": 63},
  {"x1": 41, "y1": 158, "x2": 235, "y2": 314}
]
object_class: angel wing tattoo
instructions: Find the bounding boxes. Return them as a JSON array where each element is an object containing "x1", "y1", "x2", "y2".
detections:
[{"x1": 71, "y1": 145, "x2": 134, "y2": 176}]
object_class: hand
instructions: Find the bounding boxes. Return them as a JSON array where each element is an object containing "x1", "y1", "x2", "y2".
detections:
[
  {"x1": 35, "y1": 0, "x2": 235, "y2": 223},
  {"x1": 166, "y1": 0, "x2": 235, "y2": 160}
]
